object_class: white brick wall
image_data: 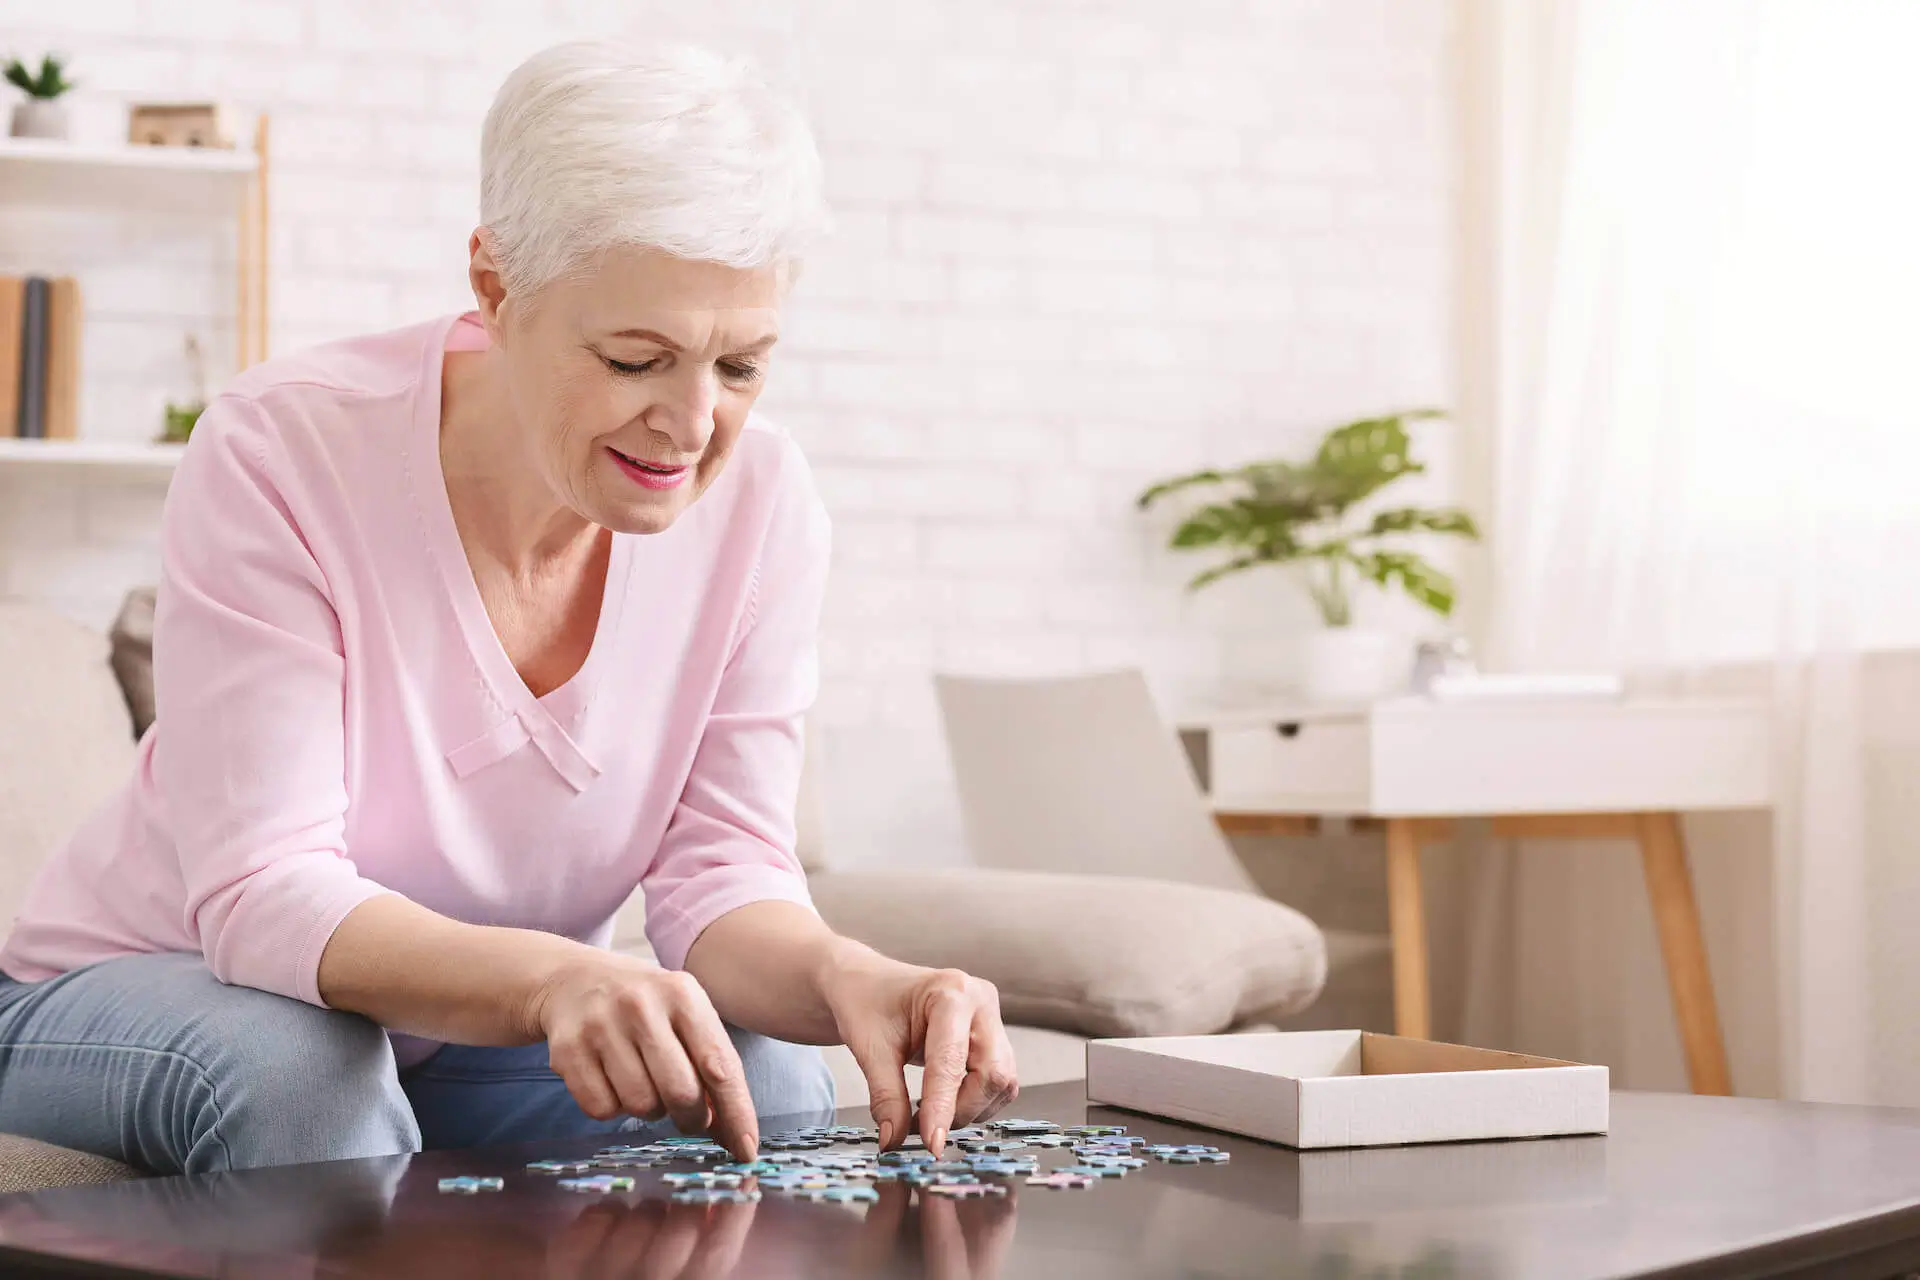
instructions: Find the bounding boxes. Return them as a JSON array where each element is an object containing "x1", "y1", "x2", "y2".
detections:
[{"x1": 0, "y1": 0, "x2": 1459, "y2": 867}]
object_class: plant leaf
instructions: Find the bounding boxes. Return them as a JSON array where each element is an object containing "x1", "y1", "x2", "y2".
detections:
[
  {"x1": 1365, "y1": 507, "x2": 1480, "y2": 539},
  {"x1": 1354, "y1": 550, "x2": 1458, "y2": 617},
  {"x1": 1169, "y1": 504, "x2": 1242, "y2": 548},
  {"x1": 1137, "y1": 469, "x2": 1228, "y2": 509},
  {"x1": 1186, "y1": 554, "x2": 1267, "y2": 592}
]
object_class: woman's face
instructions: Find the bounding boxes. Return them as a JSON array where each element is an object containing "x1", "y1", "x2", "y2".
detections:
[{"x1": 486, "y1": 244, "x2": 782, "y2": 536}]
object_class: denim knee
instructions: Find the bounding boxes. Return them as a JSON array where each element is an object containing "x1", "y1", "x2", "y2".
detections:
[
  {"x1": 727, "y1": 1027, "x2": 836, "y2": 1122},
  {"x1": 186, "y1": 991, "x2": 420, "y2": 1173}
]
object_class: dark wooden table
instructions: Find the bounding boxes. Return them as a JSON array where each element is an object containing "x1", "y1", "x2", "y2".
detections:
[{"x1": 4, "y1": 1084, "x2": 1920, "y2": 1278}]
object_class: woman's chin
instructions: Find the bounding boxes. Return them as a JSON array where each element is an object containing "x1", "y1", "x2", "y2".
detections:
[{"x1": 598, "y1": 496, "x2": 685, "y2": 536}]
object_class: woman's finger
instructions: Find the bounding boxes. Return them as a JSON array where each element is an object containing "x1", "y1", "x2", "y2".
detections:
[
  {"x1": 624, "y1": 980, "x2": 715, "y2": 1139},
  {"x1": 844, "y1": 1025, "x2": 912, "y2": 1151},
  {"x1": 589, "y1": 1020, "x2": 665, "y2": 1122},
  {"x1": 914, "y1": 980, "x2": 976, "y2": 1155},
  {"x1": 667, "y1": 983, "x2": 760, "y2": 1161},
  {"x1": 951, "y1": 1007, "x2": 1020, "y2": 1127},
  {"x1": 550, "y1": 1034, "x2": 622, "y2": 1122}
]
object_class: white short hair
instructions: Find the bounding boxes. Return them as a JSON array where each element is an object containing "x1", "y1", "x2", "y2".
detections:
[{"x1": 480, "y1": 42, "x2": 827, "y2": 294}]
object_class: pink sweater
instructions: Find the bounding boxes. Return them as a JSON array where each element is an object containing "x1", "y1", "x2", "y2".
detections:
[{"x1": 0, "y1": 314, "x2": 824, "y2": 1045}]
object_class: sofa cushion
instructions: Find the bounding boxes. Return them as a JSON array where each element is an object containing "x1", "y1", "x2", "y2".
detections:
[
  {"x1": 0, "y1": 605, "x2": 138, "y2": 931},
  {"x1": 0, "y1": 1134, "x2": 140, "y2": 1193},
  {"x1": 808, "y1": 869, "x2": 1327, "y2": 1039}
]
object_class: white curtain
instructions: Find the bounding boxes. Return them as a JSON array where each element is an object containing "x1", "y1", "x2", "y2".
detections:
[{"x1": 1452, "y1": 0, "x2": 1920, "y2": 1102}]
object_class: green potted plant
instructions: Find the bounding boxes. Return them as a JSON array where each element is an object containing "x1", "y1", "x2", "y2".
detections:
[
  {"x1": 1138, "y1": 409, "x2": 1480, "y2": 701},
  {"x1": 160, "y1": 333, "x2": 208, "y2": 444},
  {"x1": 5, "y1": 54, "x2": 75, "y2": 140}
]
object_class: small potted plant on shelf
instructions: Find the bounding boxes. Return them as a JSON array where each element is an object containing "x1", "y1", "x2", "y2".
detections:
[
  {"x1": 5, "y1": 54, "x2": 75, "y2": 141},
  {"x1": 160, "y1": 334, "x2": 208, "y2": 444},
  {"x1": 1138, "y1": 409, "x2": 1480, "y2": 702}
]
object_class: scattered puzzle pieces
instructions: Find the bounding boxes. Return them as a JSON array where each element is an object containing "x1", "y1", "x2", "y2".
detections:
[
  {"x1": 437, "y1": 1176, "x2": 503, "y2": 1194},
  {"x1": 757, "y1": 1173, "x2": 842, "y2": 1193},
  {"x1": 991, "y1": 1119, "x2": 1062, "y2": 1136},
  {"x1": 1056, "y1": 1164, "x2": 1128, "y2": 1179},
  {"x1": 591, "y1": 1155, "x2": 658, "y2": 1170},
  {"x1": 512, "y1": 1114, "x2": 1235, "y2": 1210},
  {"x1": 558, "y1": 1175, "x2": 636, "y2": 1193},
  {"x1": 662, "y1": 1172, "x2": 744, "y2": 1188},
  {"x1": 763, "y1": 1136, "x2": 833, "y2": 1151},
  {"x1": 870, "y1": 1166, "x2": 939, "y2": 1183},
  {"x1": 795, "y1": 1185, "x2": 880, "y2": 1204},
  {"x1": 877, "y1": 1150, "x2": 937, "y2": 1167},
  {"x1": 671, "y1": 1187, "x2": 762, "y2": 1205}
]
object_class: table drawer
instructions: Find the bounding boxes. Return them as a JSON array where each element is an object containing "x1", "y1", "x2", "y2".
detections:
[{"x1": 1206, "y1": 719, "x2": 1371, "y2": 812}]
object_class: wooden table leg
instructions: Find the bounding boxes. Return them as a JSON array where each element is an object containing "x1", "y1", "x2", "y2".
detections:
[
  {"x1": 1385, "y1": 818, "x2": 1431, "y2": 1040},
  {"x1": 1636, "y1": 811, "x2": 1733, "y2": 1095}
]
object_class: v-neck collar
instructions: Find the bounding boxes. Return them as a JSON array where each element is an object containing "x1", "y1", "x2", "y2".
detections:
[{"x1": 412, "y1": 312, "x2": 631, "y2": 792}]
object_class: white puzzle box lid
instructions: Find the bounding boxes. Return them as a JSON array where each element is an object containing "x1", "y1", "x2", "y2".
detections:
[{"x1": 1086, "y1": 1030, "x2": 1609, "y2": 1150}]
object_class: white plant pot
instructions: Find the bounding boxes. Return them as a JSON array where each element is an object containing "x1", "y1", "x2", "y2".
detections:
[
  {"x1": 1297, "y1": 628, "x2": 1399, "y2": 704},
  {"x1": 10, "y1": 100, "x2": 71, "y2": 140}
]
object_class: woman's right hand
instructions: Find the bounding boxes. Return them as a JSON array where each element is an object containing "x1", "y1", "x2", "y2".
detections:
[{"x1": 527, "y1": 950, "x2": 761, "y2": 1159}]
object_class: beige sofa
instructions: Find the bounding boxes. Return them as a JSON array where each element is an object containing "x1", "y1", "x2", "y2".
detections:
[{"x1": 0, "y1": 597, "x2": 1335, "y2": 1188}]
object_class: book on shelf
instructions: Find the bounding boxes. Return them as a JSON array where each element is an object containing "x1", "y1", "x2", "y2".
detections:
[
  {"x1": 2, "y1": 274, "x2": 82, "y2": 441},
  {"x1": 15, "y1": 277, "x2": 48, "y2": 439},
  {"x1": 45, "y1": 277, "x2": 81, "y2": 440},
  {"x1": 0, "y1": 277, "x2": 20, "y2": 436}
]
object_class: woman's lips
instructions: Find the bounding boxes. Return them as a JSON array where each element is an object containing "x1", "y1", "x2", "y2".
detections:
[{"x1": 608, "y1": 447, "x2": 691, "y2": 491}]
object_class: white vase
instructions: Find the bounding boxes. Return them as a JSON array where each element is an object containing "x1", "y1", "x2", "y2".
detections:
[
  {"x1": 1297, "y1": 627, "x2": 1400, "y2": 703},
  {"x1": 10, "y1": 100, "x2": 71, "y2": 140}
]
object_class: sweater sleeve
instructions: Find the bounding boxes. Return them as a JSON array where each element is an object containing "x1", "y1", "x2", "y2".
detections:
[
  {"x1": 151, "y1": 395, "x2": 394, "y2": 1004},
  {"x1": 640, "y1": 443, "x2": 829, "y2": 970}
]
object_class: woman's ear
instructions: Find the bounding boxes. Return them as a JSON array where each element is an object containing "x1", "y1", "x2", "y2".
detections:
[{"x1": 468, "y1": 228, "x2": 510, "y2": 341}]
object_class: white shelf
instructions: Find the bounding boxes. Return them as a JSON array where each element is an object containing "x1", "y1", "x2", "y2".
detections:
[
  {"x1": 0, "y1": 136, "x2": 255, "y2": 212},
  {"x1": 0, "y1": 439, "x2": 186, "y2": 476}
]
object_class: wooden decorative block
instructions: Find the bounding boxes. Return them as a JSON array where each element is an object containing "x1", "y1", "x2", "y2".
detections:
[{"x1": 127, "y1": 103, "x2": 236, "y2": 150}]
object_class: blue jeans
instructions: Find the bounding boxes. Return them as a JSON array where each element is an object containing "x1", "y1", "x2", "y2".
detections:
[{"x1": 0, "y1": 953, "x2": 834, "y2": 1175}]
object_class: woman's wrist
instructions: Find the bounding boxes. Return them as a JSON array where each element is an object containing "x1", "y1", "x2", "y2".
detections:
[
  {"x1": 809, "y1": 932, "x2": 911, "y2": 1009},
  {"x1": 516, "y1": 934, "x2": 638, "y2": 1042}
]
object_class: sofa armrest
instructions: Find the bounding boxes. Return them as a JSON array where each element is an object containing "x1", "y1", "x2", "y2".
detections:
[{"x1": 807, "y1": 868, "x2": 1326, "y2": 1039}]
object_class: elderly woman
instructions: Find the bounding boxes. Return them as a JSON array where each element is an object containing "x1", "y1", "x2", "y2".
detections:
[{"x1": 0, "y1": 42, "x2": 1016, "y2": 1175}]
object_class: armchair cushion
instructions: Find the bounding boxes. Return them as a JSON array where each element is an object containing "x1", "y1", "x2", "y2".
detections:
[{"x1": 808, "y1": 869, "x2": 1326, "y2": 1038}]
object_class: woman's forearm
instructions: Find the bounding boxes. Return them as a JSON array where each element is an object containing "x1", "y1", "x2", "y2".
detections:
[
  {"x1": 685, "y1": 900, "x2": 902, "y2": 1044},
  {"x1": 316, "y1": 893, "x2": 599, "y2": 1045}
]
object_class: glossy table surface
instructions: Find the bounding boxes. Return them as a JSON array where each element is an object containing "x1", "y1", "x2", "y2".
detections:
[{"x1": 5, "y1": 1084, "x2": 1920, "y2": 1278}]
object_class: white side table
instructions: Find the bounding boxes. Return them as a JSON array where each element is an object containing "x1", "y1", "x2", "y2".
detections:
[{"x1": 1177, "y1": 697, "x2": 1772, "y2": 1095}]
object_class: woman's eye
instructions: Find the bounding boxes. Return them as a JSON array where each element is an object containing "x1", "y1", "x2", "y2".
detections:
[
  {"x1": 719, "y1": 361, "x2": 762, "y2": 384},
  {"x1": 606, "y1": 356, "x2": 658, "y2": 377}
]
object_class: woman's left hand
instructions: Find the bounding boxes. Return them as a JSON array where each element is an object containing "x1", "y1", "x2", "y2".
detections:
[{"x1": 822, "y1": 949, "x2": 1019, "y2": 1156}]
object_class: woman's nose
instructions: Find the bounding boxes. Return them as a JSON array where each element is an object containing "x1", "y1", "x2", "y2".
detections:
[{"x1": 650, "y1": 369, "x2": 717, "y2": 454}]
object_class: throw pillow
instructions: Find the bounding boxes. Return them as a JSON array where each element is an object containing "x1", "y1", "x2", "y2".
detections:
[{"x1": 807, "y1": 868, "x2": 1327, "y2": 1038}]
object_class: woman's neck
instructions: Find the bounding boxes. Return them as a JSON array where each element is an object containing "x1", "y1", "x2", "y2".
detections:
[{"x1": 439, "y1": 346, "x2": 598, "y2": 577}]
